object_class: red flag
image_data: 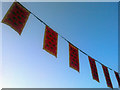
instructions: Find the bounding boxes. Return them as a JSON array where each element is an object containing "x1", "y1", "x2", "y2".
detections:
[
  {"x1": 88, "y1": 56, "x2": 99, "y2": 82},
  {"x1": 2, "y1": 2, "x2": 30, "y2": 35},
  {"x1": 102, "y1": 65, "x2": 113, "y2": 88},
  {"x1": 43, "y1": 25, "x2": 58, "y2": 57},
  {"x1": 69, "y1": 43, "x2": 79, "y2": 72},
  {"x1": 114, "y1": 71, "x2": 120, "y2": 87}
]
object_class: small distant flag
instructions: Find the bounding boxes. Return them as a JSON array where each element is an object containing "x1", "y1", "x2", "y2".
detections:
[
  {"x1": 102, "y1": 65, "x2": 113, "y2": 88},
  {"x1": 88, "y1": 56, "x2": 99, "y2": 82},
  {"x1": 2, "y1": 1, "x2": 30, "y2": 35},
  {"x1": 114, "y1": 71, "x2": 120, "y2": 87},
  {"x1": 43, "y1": 25, "x2": 58, "y2": 57},
  {"x1": 69, "y1": 43, "x2": 79, "y2": 72}
]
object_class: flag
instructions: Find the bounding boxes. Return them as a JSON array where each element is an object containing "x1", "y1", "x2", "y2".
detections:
[
  {"x1": 69, "y1": 43, "x2": 79, "y2": 72},
  {"x1": 102, "y1": 65, "x2": 113, "y2": 88},
  {"x1": 43, "y1": 25, "x2": 58, "y2": 57},
  {"x1": 114, "y1": 71, "x2": 120, "y2": 87},
  {"x1": 88, "y1": 56, "x2": 99, "y2": 82},
  {"x1": 2, "y1": 2, "x2": 30, "y2": 35}
]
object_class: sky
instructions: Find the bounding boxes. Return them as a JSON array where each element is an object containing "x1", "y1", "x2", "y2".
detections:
[{"x1": 1, "y1": 1, "x2": 119, "y2": 88}]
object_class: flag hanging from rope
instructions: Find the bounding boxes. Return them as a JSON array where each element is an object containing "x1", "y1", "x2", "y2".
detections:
[
  {"x1": 43, "y1": 25, "x2": 58, "y2": 57},
  {"x1": 69, "y1": 43, "x2": 79, "y2": 72},
  {"x1": 102, "y1": 65, "x2": 113, "y2": 88},
  {"x1": 2, "y1": 1, "x2": 30, "y2": 35},
  {"x1": 88, "y1": 56, "x2": 99, "y2": 82},
  {"x1": 114, "y1": 71, "x2": 120, "y2": 87}
]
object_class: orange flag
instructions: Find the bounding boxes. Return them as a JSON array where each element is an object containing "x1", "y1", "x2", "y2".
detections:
[
  {"x1": 2, "y1": 2, "x2": 30, "y2": 35},
  {"x1": 114, "y1": 71, "x2": 120, "y2": 88},
  {"x1": 69, "y1": 43, "x2": 79, "y2": 72},
  {"x1": 88, "y1": 56, "x2": 99, "y2": 82},
  {"x1": 43, "y1": 25, "x2": 58, "y2": 57},
  {"x1": 102, "y1": 65, "x2": 113, "y2": 88}
]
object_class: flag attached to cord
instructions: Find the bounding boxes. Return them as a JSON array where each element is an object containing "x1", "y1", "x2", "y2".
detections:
[
  {"x1": 88, "y1": 56, "x2": 99, "y2": 82},
  {"x1": 114, "y1": 71, "x2": 120, "y2": 87},
  {"x1": 69, "y1": 43, "x2": 79, "y2": 72},
  {"x1": 2, "y1": 2, "x2": 30, "y2": 35},
  {"x1": 43, "y1": 25, "x2": 58, "y2": 57},
  {"x1": 102, "y1": 65, "x2": 113, "y2": 88}
]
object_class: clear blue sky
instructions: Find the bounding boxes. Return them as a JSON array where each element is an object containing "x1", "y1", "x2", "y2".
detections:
[{"x1": 2, "y1": 2, "x2": 119, "y2": 88}]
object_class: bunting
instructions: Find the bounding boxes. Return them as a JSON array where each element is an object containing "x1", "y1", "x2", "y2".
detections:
[
  {"x1": 69, "y1": 43, "x2": 79, "y2": 72},
  {"x1": 102, "y1": 65, "x2": 113, "y2": 88},
  {"x1": 88, "y1": 56, "x2": 99, "y2": 82},
  {"x1": 2, "y1": 2, "x2": 30, "y2": 35},
  {"x1": 114, "y1": 71, "x2": 120, "y2": 87},
  {"x1": 2, "y1": 1, "x2": 120, "y2": 88},
  {"x1": 43, "y1": 25, "x2": 58, "y2": 57}
]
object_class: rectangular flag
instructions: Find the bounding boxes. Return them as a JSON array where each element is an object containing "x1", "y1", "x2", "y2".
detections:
[
  {"x1": 69, "y1": 43, "x2": 79, "y2": 72},
  {"x1": 88, "y1": 56, "x2": 99, "y2": 82},
  {"x1": 43, "y1": 25, "x2": 58, "y2": 57},
  {"x1": 114, "y1": 71, "x2": 120, "y2": 87},
  {"x1": 2, "y1": 1, "x2": 30, "y2": 35},
  {"x1": 102, "y1": 65, "x2": 113, "y2": 88}
]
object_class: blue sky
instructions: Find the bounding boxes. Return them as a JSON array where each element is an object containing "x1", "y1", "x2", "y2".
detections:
[{"x1": 2, "y1": 2, "x2": 119, "y2": 88}]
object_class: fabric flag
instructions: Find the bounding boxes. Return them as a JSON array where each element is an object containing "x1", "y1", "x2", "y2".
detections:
[
  {"x1": 102, "y1": 65, "x2": 113, "y2": 88},
  {"x1": 2, "y1": 2, "x2": 30, "y2": 35},
  {"x1": 69, "y1": 43, "x2": 79, "y2": 72},
  {"x1": 114, "y1": 71, "x2": 120, "y2": 87},
  {"x1": 88, "y1": 56, "x2": 99, "y2": 82},
  {"x1": 43, "y1": 25, "x2": 58, "y2": 57}
]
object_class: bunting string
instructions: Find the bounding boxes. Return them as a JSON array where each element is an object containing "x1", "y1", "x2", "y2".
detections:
[
  {"x1": 11, "y1": 0, "x2": 120, "y2": 74},
  {"x1": 16, "y1": 1, "x2": 120, "y2": 74}
]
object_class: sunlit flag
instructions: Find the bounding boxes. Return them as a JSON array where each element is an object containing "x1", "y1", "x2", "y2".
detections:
[
  {"x1": 114, "y1": 71, "x2": 120, "y2": 88},
  {"x1": 102, "y1": 65, "x2": 113, "y2": 88},
  {"x1": 43, "y1": 25, "x2": 58, "y2": 57},
  {"x1": 2, "y1": 1, "x2": 30, "y2": 35},
  {"x1": 69, "y1": 43, "x2": 79, "y2": 72},
  {"x1": 88, "y1": 56, "x2": 99, "y2": 82}
]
